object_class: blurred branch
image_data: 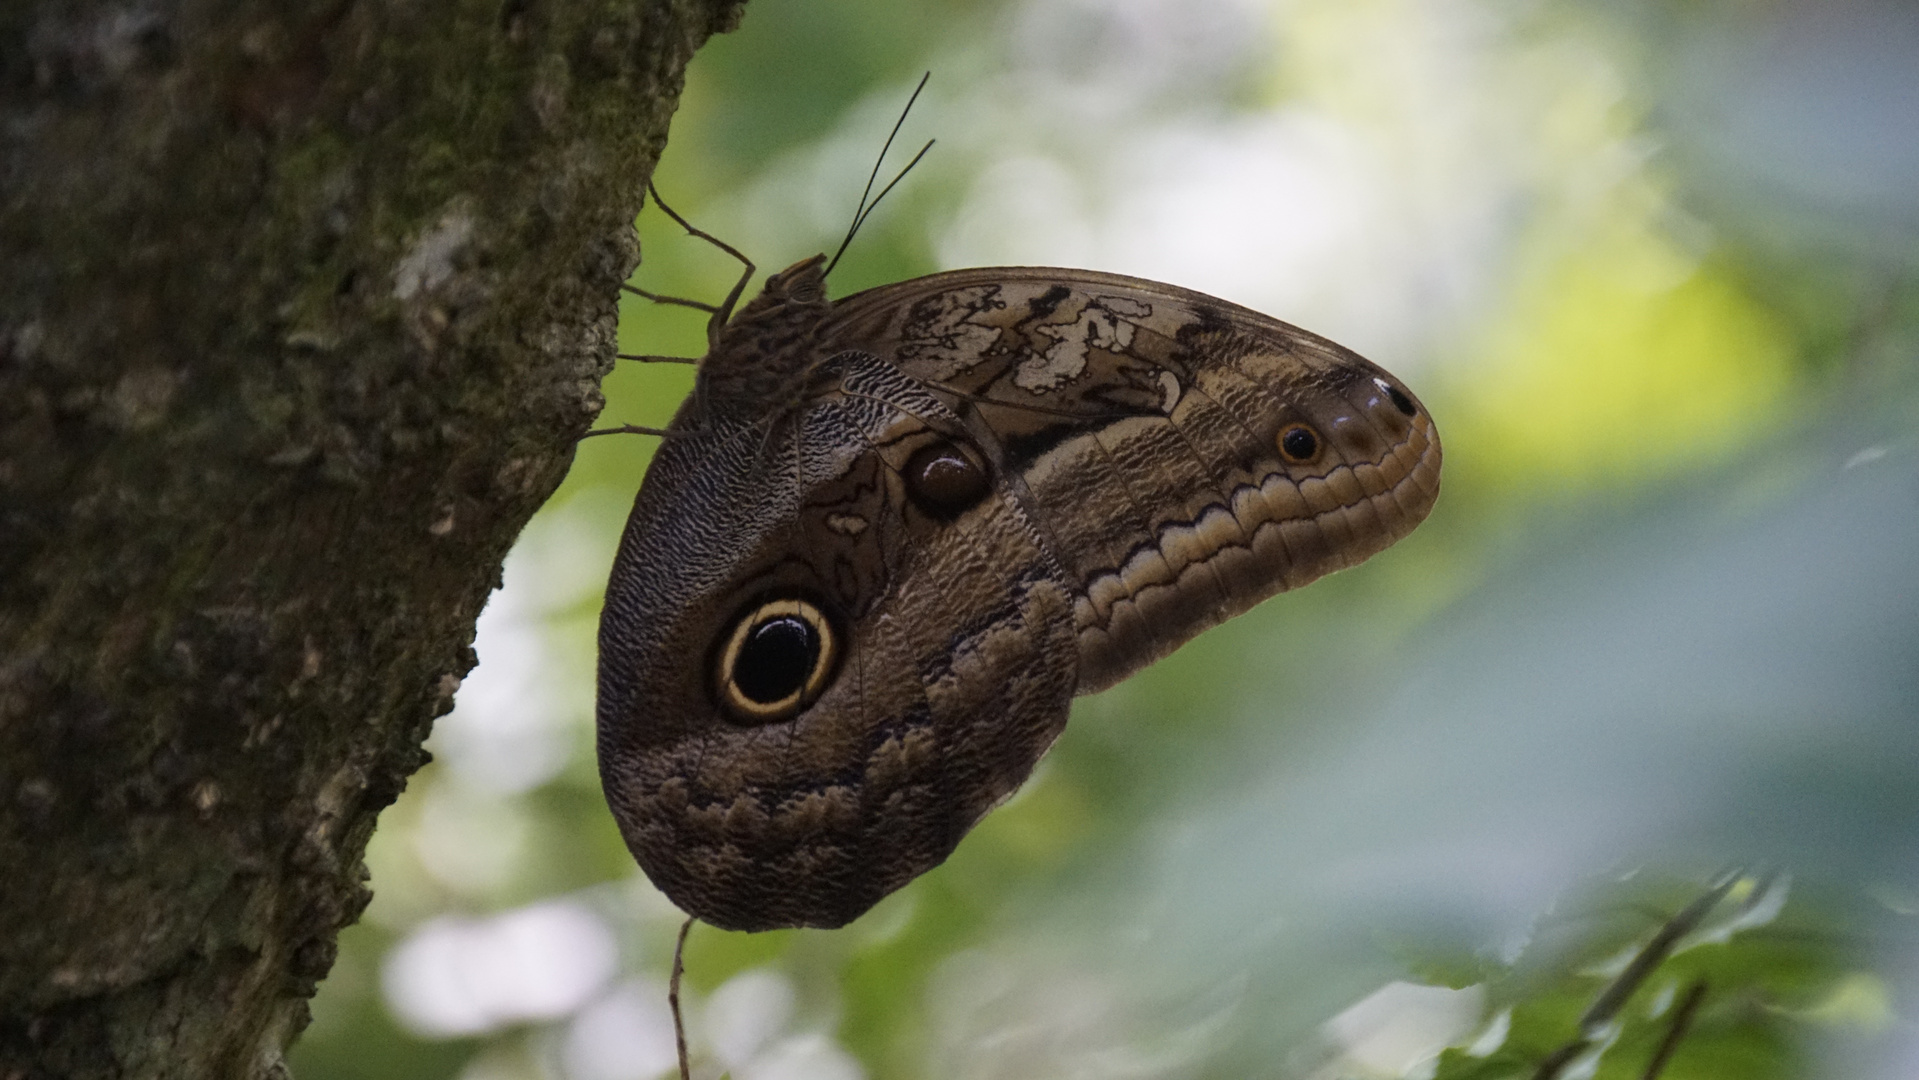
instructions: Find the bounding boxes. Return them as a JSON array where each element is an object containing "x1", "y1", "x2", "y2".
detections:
[
  {"x1": 1640, "y1": 980, "x2": 1709, "y2": 1080},
  {"x1": 1530, "y1": 870, "x2": 1743, "y2": 1080}
]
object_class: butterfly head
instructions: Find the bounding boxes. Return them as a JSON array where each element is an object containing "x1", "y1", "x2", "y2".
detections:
[
  {"x1": 693, "y1": 255, "x2": 839, "y2": 418},
  {"x1": 712, "y1": 254, "x2": 833, "y2": 347},
  {"x1": 733, "y1": 254, "x2": 829, "y2": 315}
]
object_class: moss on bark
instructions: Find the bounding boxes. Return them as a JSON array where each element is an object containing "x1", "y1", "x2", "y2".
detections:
[{"x1": 0, "y1": 0, "x2": 744, "y2": 1074}]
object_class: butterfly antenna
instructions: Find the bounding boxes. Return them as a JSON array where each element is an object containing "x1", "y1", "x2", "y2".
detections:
[{"x1": 825, "y1": 72, "x2": 935, "y2": 278}]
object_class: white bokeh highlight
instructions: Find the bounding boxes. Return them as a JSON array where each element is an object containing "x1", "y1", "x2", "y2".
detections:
[
  {"x1": 707, "y1": 969, "x2": 798, "y2": 1069},
  {"x1": 433, "y1": 498, "x2": 612, "y2": 796},
  {"x1": 700, "y1": 969, "x2": 865, "y2": 1080},
  {"x1": 1317, "y1": 982, "x2": 1485, "y2": 1080},
  {"x1": 383, "y1": 901, "x2": 619, "y2": 1038},
  {"x1": 563, "y1": 980, "x2": 681, "y2": 1080}
]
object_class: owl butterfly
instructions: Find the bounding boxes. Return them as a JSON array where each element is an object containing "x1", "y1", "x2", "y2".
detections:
[{"x1": 597, "y1": 175, "x2": 1441, "y2": 938}]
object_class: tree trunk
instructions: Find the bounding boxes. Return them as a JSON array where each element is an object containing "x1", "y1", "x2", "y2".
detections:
[{"x1": 0, "y1": 0, "x2": 742, "y2": 1075}]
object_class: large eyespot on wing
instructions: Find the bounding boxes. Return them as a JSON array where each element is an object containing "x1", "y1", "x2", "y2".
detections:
[
  {"x1": 713, "y1": 594, "x2": 841, "y2": 723},
  {"x1": 596, "y1": 361, "x2": 1081, "y2": 932},
  {"x1": 594, "y1": 406, "x2": 891, "y2": 932}
]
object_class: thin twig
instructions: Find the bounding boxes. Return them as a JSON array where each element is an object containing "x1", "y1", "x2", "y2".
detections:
[
  {"x1": 1640, "y1": 980, "x2": 1709, "y2": 1080},
  {"x1": 1580, "y1": 871, "x2": 1739, "y2": 1032},
  {"x1": 671, "y1": 916, "x2": 695, "y2": 1080},
  {"x1": 1530, "y1": 1041, "x2": 1588, "y2": 1080},
  {"x1": 1530, "y1": 870, "x2": 1742, "y2": 1080}
]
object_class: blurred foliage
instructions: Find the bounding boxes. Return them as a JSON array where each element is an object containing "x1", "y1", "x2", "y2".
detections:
[
  {"x1": 1422, "y1": 874, "x2": 1893, "y2": 1080},
  {"x1": 293, "y1": 0, "x2": 1919, "y2": 1078}
]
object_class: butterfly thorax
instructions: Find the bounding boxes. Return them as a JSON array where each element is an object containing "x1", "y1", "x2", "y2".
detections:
[{"x1": 697, "y1": 255, "x2": 836, "y2": 418}]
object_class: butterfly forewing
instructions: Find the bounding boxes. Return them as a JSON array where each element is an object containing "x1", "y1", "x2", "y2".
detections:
[{"x1": 818, "y1": 267, "x2": 1442, "y2": 692}]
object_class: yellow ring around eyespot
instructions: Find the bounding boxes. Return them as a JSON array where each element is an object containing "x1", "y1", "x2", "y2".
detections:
[
  {"x1": 716, "y1": 597, "x2": 838, "y2": 722},
  {"x1": 1276, "y1": 422, "x2": 1323, "y2": 465}
]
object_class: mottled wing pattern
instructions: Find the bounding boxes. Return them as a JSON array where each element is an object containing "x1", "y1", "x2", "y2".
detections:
[
  {"x1": 597, "y1": 352, "x2": 1077, "y2": 931},
  {"x1": 600, "y1": 258, "x2": 1441, "y2": 932},
  {"x1": 820, "y1": 268, "x2": 1443, "y2": 692}
]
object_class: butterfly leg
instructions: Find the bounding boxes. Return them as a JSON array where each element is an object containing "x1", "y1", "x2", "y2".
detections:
[
  {"x1": 617, "y1": 259, "x2": 731, "y2": 362},
  {"x1": 620, "y1": 283, "x2": 721, "y2": 315},
  {"x1": 613, "y1": 350, "x2": 698, "y2": 365},
  {"x1": 645, "y1": 180, "x2": 755, "y2": 350},
  {"x1": 575, "y1": 422, "x2": 677, "y2": 441},
  {"x1": 617, "y1": 270, "x2": 720, "y2": 364}
]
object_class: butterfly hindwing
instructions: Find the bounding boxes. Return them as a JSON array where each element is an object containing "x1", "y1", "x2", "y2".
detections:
[{"x1": 599, "y1": 348, "x2": 1077, "y2": 931}]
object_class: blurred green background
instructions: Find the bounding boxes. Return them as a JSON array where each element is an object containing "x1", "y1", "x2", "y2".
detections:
[{"x1": 291, "y1": 0, "x2": 1919, "y2": 1077}]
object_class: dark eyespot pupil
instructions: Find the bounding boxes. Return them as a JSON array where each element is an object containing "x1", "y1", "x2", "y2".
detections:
[
  {"x1": 905, "y1": 441, "x2": 990, "y2": 519},
  {"x1": 1386, "y1": 383, "x2": 1416, "y2": 417},
  {"x1": 732, "y1": 616, "x2": 819, "y2": 705},
  {"x1": 1281, "y1": 425, "x2": 1319, "y2": 461}
]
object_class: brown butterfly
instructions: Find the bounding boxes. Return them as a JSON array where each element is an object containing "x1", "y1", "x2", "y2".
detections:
[{"x1": 594, "y1": 193, "x2": 1441, "y2": 932}]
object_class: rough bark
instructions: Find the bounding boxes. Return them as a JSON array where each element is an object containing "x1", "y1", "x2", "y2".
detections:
[{"x1": 0, "y1": 0, "x2": 743, "y2": 1075}]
